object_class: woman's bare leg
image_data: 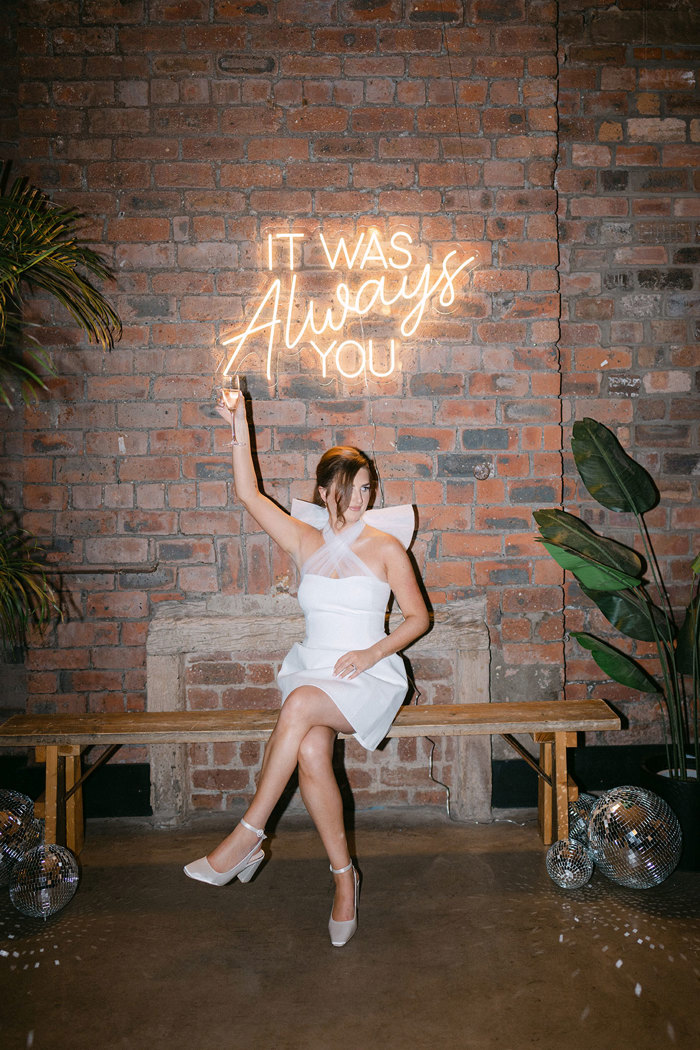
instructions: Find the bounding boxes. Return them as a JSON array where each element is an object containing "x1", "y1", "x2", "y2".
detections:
[
  {"x1": 206, "y1": 686, "x2": 353, "y2": 872},
  {"x1": 297, "y1": 725, "x2": 356, "y2": 921}
]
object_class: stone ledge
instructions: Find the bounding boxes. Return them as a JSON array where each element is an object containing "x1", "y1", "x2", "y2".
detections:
[{"x1": 147, "y1": 592, "x2": 489, "y2": 657}]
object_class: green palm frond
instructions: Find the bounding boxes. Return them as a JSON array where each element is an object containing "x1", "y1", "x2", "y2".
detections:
[
  {"x1": 0, "y1": 308, "x2": 53, "y2": 407},
  {"x1": 0, "y1": 164, "x2": 122, "y2": 645},
  {"x1": 0, "y1": 514, "x2": 61, "y2": 653},
  {"x1": 0, "y1": 163, "x2": 121, "y2": 405}
]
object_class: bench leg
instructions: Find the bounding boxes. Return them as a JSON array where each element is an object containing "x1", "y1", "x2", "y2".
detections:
[
  {"x1": 33, "y1": 745, "x2": 84, "y2": 854},
  {"x1": 553, "y1": 732, "x2": 578, "y2": 840},
  {"x1": 33, "y1": 746, "x2": 46, "y2": 822},
  {"x1": 64, "y1": 746, "x2": 84, "y2": 855},
  {"x1": 538, "y1": 740, "x2": 555, "y2": 845},
  {"x1": 43, "y1": 745, "x2": 63, "y2": 846}
]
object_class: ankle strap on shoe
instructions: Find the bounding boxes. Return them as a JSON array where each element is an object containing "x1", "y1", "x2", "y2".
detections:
[
  {"x1": 330, "y1": 860, "x2": 353, "y2": 874},
  {"x1": 240, "y1": 818, "x2": 265, "y2": 839}
]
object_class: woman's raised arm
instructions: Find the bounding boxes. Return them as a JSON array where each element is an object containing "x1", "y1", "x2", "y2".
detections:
[{"x1": 219, "y1": 392, "x2": 314, "y2": 566}]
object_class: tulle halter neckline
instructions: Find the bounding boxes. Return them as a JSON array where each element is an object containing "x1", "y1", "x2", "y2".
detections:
[
  {"x1": 322, "y1": 518, "x2": 365, "y2": 547},
  {"x1": 302, "y1": 518, "x2": 380, "y2": 581},
  {"x1": 291, "y1": 498, "x2": 415, "y2": 581}
]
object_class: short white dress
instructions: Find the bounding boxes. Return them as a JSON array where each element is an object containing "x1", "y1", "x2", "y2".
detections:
[{"x1": 276, "y1": 500, "x2": 416, "y2": 751}]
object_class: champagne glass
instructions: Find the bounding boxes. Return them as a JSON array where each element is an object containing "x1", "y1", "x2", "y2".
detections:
[{"x1": 220, "y1": 374, "x2": 243, "y2": 446}]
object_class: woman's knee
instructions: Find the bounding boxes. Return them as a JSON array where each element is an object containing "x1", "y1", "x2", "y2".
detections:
[
  {"x1": 298, "y1": 726, "x2": 335, "y2": 776},
  {"x1": 274, "y1": 688, "x2": 310, "y2": 734},
  {"x1": 278, "y1": 685, "x2": 327, "y2": 728}
]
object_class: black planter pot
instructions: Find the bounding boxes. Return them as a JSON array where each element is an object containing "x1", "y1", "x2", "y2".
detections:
[{"x1": 640, "y1": 755, "x2": 700, "y2": 871}]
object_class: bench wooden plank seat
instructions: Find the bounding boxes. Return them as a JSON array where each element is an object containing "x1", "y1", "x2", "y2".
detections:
[{"x1": 0, "y1": 699, "x2": 620, "y2": 855}]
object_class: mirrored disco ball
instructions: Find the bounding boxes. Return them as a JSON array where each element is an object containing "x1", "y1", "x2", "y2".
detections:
[
  {"x1": 0, "y1": 789, "x2": 35, "y2": 884},
  {"x1": 1, "y1": 816, "x2": 44, "y2": 868},
  {"x1": 0, "y1": 849, "x2": 15, "y2": 887},
  {"x1": 588, "y1": 785, "x2": 682, "y2": 889},
  {"x1": 568, "y1": 793, "x2": 598, "y2": 845},
  {"x1": 546, "y1": 838, "x2": 594, "y2": 889},
  {"x1": 9, "y1": 844, "x2": 80, "y2": 919},
  {"x1": 0, "y1": 788, "x2": 34, "y2": 840},
  {"x1": 1, "y1": 816, "x2": 44, "y2": 887}
]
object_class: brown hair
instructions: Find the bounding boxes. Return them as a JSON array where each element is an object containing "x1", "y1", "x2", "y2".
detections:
[{"x1": 313, "y1": 446, "x2": 377, "y2": 527}]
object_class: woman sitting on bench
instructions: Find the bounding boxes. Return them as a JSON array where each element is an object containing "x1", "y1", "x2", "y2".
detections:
[{"x1": 184, "y1": 388, "x2": 429, "y2": 947}]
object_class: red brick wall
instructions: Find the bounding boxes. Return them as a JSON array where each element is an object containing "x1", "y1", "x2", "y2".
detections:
[
  {"x1": 0, "y1": 0, "x2": 697, "y2": 810},
  {"x1": 184, "y1": 647, "x2": 460, "y2": 810},
  {"x1": 557, "y1": 0, "x2": 699, "y2": 743}
]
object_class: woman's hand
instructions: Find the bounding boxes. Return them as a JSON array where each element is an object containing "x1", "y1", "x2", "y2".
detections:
[
  {"x1": 333, "y1": 648, "x2": 380, "y2": 680},
  {"x1": 215, "y1": 390, "x2": 246, "y2": 429},
  {"x1": 215, "y1": 401, "x2": 233, "y2": 424}
]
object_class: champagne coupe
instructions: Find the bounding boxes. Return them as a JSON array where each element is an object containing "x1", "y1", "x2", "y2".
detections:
[{"x1": 220, "y1": 374, "x2": 243, "y2": 446}]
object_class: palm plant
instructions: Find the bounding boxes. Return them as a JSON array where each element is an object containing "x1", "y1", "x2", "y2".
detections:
[
  {"x1": 0, "y1": 163, "x2": 121, "y2": 650},
  {"x1": 0, "y1": 512, "x2": 60, "y2": 655},
  {"x1": 534, "y1": 418, "x2": 699, "y2": 782},
  {"x1": 0, "y1": 162, "x2": 120, "y2": 407}
]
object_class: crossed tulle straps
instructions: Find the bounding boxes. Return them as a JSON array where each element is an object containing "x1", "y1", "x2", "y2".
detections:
[
  {"x1": 290, "y1": 499, "x2": 416, "y2": 580},
  {"x1": 302, "y1": 518, "x2": 376, "y2": 579}
]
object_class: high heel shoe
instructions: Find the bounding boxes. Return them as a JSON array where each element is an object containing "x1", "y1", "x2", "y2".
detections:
[
  {"x1": 183, "y1": 819, "x2": 266, "y2": 887},
  {"x1": 328, "y1": 861, "x2": 359, "y2": 947}
]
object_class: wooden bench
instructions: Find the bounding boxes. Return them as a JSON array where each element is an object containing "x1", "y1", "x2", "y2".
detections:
[{"x1": 0, "y1": 699, "x2": 620, "y2": 854}]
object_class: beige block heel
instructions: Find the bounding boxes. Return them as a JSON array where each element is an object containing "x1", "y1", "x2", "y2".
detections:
[
  {"x1": 184, "y1": 819, "x2": 266, "y2": 887},
  {"x1": 328, "y1": 860, "x2": 359, "y2": 947}
]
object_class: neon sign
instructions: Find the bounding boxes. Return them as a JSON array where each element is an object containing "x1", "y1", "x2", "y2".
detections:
[{"x1": 221, "y1": 226, "x2": 478, "y2": 381}]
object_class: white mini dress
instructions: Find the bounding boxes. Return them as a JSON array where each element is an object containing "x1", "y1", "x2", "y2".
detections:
[{"x1": 276, "y1": 500, "x2": 416, "y2": 751}]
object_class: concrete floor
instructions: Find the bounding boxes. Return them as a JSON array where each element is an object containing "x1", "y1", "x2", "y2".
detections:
[{"x1": 1, "y1": 809, "x2": 698, "y2": 1050}]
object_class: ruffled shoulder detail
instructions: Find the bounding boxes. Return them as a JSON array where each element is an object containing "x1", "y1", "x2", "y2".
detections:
[
  {"x1": 363, "y1": 504, "x2": 415, "y2": 550},
  {"x1": 290, "y1": 499, "x2": 415, "y2": 550},
  {"x1": 290, "y1": 499, "x2": 328, "y2": 530}
]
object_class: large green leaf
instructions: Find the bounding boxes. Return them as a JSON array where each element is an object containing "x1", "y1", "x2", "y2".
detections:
[
  {"x1": 534, "y1": 508, "x2": 644, "y2": 580},
  {"x1": 571, "y1": 418, "x2": 659, "y2": 514},
  {"x1": 579, "y1": 584, "x2": 673, "y2": 643},
  {"x1": 676, "y1": 594, "x2": 699, "y2": 677},
  {"x1": 541, "y1": 542, "x2": 642, "y2": 591},
  {"x1": 571, "y1": 632, "x2": 662, "y2": 693}
]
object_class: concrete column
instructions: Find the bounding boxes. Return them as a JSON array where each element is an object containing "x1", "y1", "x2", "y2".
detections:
[{"x1": 146, "y1": 651, "x2": 187, "y2": 827}]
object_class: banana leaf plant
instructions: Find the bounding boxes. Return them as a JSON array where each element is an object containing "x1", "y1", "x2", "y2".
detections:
[
  {"x1": 0, "y1": 163, "x2": 121, "y2": 650},
  {"x1": 534, "y1": 417, "x2": 699, "y2": 781}
]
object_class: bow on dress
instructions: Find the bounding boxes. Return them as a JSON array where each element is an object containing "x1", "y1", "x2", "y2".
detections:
[{"x1": 290, "y1": 499, "x2": 416, "y2": 551}]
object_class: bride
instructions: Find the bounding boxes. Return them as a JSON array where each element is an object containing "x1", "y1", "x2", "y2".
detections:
[{"x1": 184, "y1": 389, "x2": 429, "y2": 947}]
